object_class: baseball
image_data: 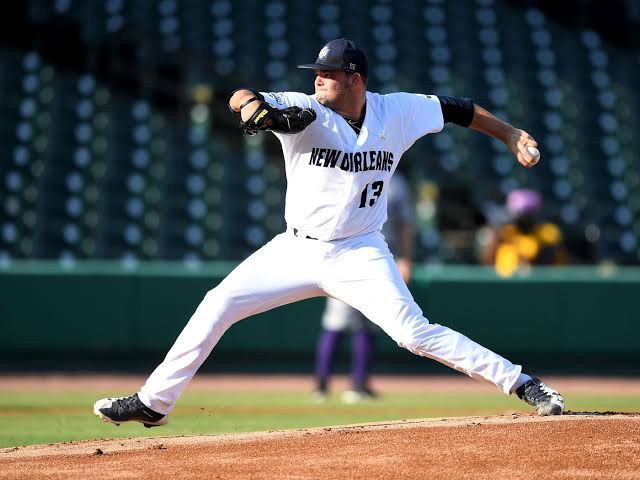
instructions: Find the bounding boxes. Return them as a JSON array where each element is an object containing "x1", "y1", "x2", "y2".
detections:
[{"x1": 527, "y1": 146, "x2": 540, "y2": 162}]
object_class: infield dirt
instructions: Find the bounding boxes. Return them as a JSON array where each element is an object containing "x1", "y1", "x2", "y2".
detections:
[{"x1": 2, "y1": 413, "x2": 639, "y2": 480}]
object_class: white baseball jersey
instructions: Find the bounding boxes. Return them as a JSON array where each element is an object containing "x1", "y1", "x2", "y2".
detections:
[{"x1": 260, "y1": 91, "x2": 443, "y2": 241}]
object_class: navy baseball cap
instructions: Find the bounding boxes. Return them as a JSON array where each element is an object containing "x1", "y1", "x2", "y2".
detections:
[{"x1": 298, "y1": 38, "x2": 368, "y2": 77}]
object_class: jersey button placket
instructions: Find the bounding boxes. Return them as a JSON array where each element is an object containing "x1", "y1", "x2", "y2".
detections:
[{"x1": 328, "y1": 157, "x2": 360, "y2": 239}]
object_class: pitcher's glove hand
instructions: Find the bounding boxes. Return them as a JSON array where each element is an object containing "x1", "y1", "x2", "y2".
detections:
[{"x1": 240, "y1": 102, "x2": 317, "y2": 136}]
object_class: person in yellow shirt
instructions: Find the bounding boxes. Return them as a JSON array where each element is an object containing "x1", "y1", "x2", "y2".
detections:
[{"x1": 481, "y1": 189, "x2": 568, "y2": 277}]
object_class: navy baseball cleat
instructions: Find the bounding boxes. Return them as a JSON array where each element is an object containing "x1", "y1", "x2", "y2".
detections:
[
  {"x1": 93, "y1": 393, "x2": 168, "y2": 428},
  {"x1": 516, "y1": 377, "x2": 564, "y2": 416}
]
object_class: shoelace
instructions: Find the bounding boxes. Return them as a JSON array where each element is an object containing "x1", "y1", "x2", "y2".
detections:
[
  {"x1": 539, "y1": 383, "x2": 559, "y2": 397},
  {"x1": 526, "y1": 381, "x2": 557, "y2": 403},
  {"x1": 113, "y1": 395, "x2": 139, "y2": 414}
]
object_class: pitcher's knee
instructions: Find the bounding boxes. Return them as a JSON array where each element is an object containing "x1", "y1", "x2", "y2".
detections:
[
  {"x1": 201, "y1": 289, "x2": 223, "y2": 310},
  {"x1": 395, "y1": 331, "x2": 421, "y2": 352},
  {"x1": 393, "y1": 317, "x2": 433, "y2": 352},
  {"x1": 198, "y1": 288, "x2": 241, "y2": 329}
]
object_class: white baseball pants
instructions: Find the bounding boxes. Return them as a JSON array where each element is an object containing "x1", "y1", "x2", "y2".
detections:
[{"x1": 139, "y1": 230, "x2": 523, "y2": 414}]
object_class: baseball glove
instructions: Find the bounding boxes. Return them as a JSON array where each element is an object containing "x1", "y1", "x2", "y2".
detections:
[{"x1": 240, "y1": 101, "x2": 317, "y2": 136}]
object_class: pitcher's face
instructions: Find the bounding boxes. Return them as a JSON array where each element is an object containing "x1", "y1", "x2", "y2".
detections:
[{"x1": 314, "y1": 70, "x2": 356, "y2": 110}]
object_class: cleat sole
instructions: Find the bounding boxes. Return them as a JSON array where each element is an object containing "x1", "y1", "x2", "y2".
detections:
[
  {"x1": 93, "y1": 404, "x2": 122, "y2": 427},
  {"x1": 537, "y1": 403, "x2": 563, "y2": 416},
  {"x1": 93, "y1": 401, "x2": 168, "y2": 427}
]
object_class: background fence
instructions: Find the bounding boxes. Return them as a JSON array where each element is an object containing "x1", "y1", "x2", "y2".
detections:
[{"x1": 3, "y1": 261, "x2": 638, "y2": 373}]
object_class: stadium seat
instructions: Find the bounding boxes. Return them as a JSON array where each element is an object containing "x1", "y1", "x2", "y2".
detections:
[{"x1": 0, "y1": 0, "x2": 638, "y2": 264}]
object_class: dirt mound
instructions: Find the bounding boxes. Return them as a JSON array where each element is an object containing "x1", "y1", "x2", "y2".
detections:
[{"x1": 2, "y1": 414, "x2": 639, "y2": 480}]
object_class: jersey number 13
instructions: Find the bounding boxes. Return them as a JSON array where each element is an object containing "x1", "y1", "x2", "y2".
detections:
[{"x1": 358, "y1": 181, "x2": 384, "y2": 208}]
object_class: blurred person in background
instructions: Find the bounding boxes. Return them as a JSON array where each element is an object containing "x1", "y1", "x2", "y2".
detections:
[
  {"x1": 314, "y1": 171, "x2": 415, "y2": 404},
  {"x1": 478, "y1": 188, "x2": 568, "y2": 277}
]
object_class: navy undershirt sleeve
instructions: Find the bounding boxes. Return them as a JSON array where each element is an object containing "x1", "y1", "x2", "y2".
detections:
[{"x1": 436, "y1": 95, "x2": 475, "y2": 127}]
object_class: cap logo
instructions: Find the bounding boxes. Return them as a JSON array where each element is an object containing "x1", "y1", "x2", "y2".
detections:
[
  {"x1": 318, "y1": 46, "x2": 329, "y2": 61},
  {"x1": 349, "y1": 63, "x2": 356, "y2": 70},
  {"x1": 318, "y1": 46, "x2": 330, "y2": 61}
]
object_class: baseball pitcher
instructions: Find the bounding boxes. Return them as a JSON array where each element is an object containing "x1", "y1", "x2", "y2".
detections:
[{"x1": 94, "y1": 38, "x2": 564, "y2": 427}]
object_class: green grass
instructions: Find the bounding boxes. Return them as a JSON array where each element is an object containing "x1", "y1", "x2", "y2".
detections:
[{"x1": 1, "y1": 390, "x2": 639, "y2": 448}]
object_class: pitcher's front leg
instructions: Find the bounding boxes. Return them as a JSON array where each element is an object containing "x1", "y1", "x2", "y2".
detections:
[
  {"x1": 138, "y1": 235, "x2": 325, "y2": 414},
  {"x1": 324, "y1": 236, "x2": 526, "y2": 395}
]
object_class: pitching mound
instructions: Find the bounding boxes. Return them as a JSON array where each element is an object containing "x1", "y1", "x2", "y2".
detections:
[{"x1": 2, "y1": 413, "x2": 639, "y2": 480}]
